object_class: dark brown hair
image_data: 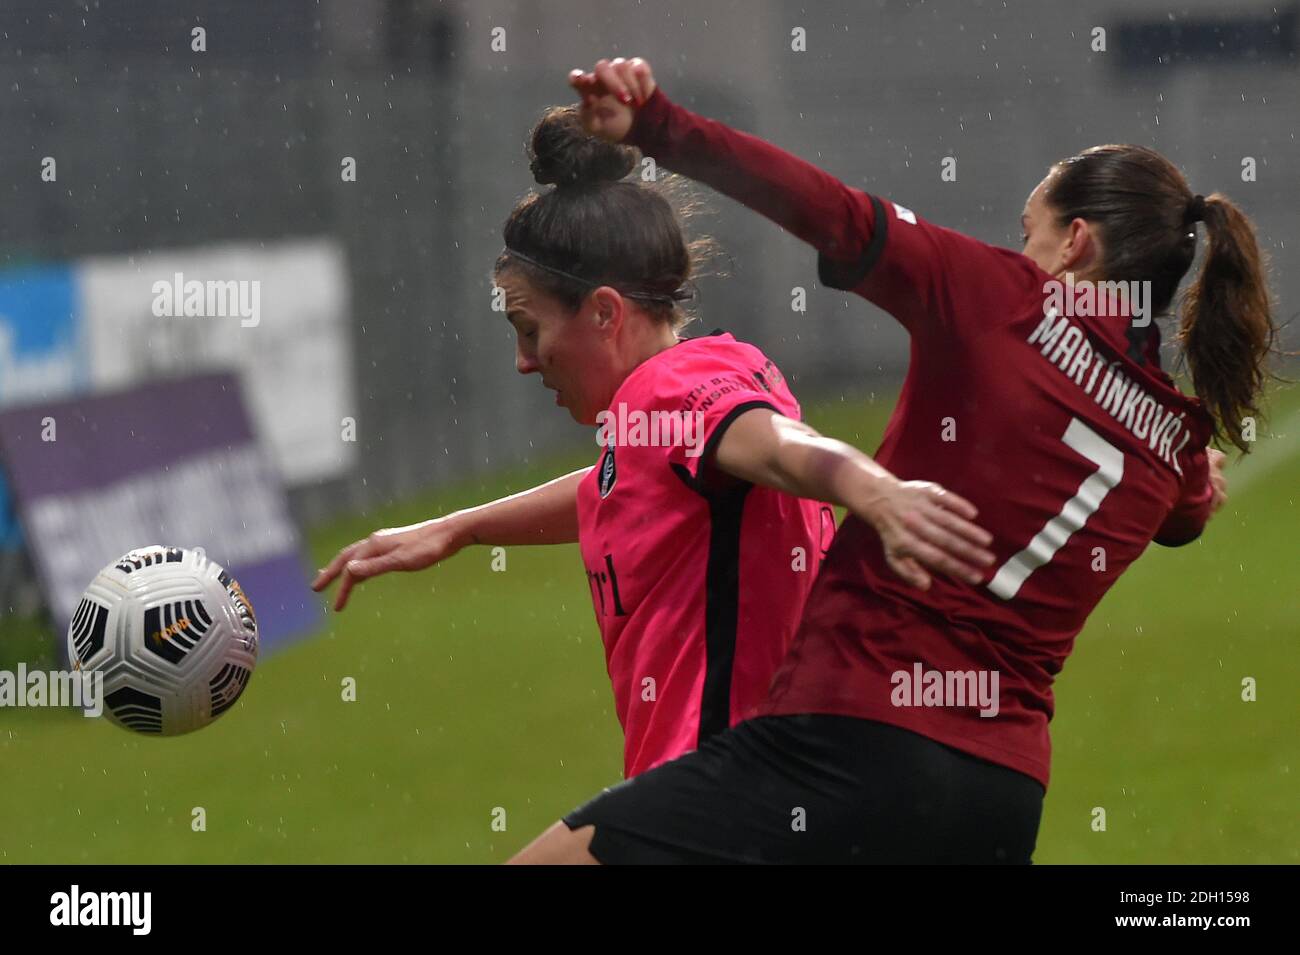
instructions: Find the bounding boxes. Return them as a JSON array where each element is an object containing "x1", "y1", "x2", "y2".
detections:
[
  {"x1": 1046, "y1": 145, "x2": 1276, "y2": 452},
  {"x1": 494, "y1": 106, "x2": 711, "y2": 329}
]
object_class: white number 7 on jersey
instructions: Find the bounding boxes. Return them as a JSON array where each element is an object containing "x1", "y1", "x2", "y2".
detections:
[{"x1": 988, "y1": 417, "x2": 1124, "y2": 600}]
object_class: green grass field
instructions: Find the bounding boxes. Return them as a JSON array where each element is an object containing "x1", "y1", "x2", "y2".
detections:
[{"x1": 1, "y1": 386, "x2": 1296, "y2": 864}]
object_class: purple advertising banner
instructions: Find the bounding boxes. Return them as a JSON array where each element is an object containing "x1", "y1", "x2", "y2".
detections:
[{"x1": 0, "y1": 371, "x2": 320, "y2": 653}]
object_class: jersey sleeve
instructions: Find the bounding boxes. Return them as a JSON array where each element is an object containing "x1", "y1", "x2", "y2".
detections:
[
  {"x1": 627, "y1": 88, "x2": 869, "y2": 265},
  {"x1": 641, "y1": 344, "x2": 790, "y2": 492},
  {"x1": 817, "y1": 192, "x2": 1045, "y2": 340},
  {"x1": 626, "y1": 89, "x2": 1043, "y2": 342},
  {"x1": 1152, "y1": 445, "x2": 1215, "y2": 546}
]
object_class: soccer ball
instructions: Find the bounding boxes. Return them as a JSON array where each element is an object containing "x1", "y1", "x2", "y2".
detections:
[{"x1": 67, "y1": 545, "x2": 259, "y2": 735}]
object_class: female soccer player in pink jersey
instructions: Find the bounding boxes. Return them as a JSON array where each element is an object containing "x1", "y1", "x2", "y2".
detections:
[
  {"x1": 506, "y1": 57, "x2": 1264, "y2": 864},
  {"x1": 313, "y1": 106, "x2": 993, "y2": 781}
]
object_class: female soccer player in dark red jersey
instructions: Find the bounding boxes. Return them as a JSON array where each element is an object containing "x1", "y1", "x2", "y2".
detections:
[
  {"x1": 506, "y1": 57, "x2": 1260, "y2": 864},
  {"x1": 313, "y1": 106, "x2": 993, "y2": 781}
]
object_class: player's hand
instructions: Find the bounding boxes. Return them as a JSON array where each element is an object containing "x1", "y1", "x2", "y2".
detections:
[
  {"x1": 311, "y1": 518, "x2": 468, "y2": 612},
  {"x1": 568, "y1": 56, "x2": 656, "y2": 143},
  {"x1": 858, "y1": 480, "x2": 995, "y2": 590},
  {"x1": 1207, "y1": 448, "x2": 1228, "y2": 516}
]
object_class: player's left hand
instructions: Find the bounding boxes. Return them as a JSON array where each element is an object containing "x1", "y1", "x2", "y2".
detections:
[{"x1": 860, "y1": 479, "x2": 996, "y2": 591}]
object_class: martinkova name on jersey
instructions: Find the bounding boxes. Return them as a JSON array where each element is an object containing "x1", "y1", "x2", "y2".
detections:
[{"x1": 1027, "y1": 310, "x2": 1194, "y2": 474}]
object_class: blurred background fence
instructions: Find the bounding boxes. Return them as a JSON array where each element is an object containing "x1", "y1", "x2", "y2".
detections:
[{"x1": 1, "y1": 0, "x2": 1296, "y2": 619}]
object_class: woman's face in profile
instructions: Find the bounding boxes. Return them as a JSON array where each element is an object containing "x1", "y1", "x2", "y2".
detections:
[{"x1": 499, "y1": 270, "x2": 620, "y2": 426}]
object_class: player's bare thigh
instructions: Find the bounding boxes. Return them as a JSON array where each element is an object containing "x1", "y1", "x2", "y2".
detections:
[{"x1": 507, "y1": 821, "x2": 601, "y2": 864}]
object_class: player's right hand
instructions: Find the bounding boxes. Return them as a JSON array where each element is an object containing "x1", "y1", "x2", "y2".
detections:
[
  {"x1": 568, "y1": 56, "x2": 656, "y2": 143},
  {"x1": 1207, "y1": 448, "x2": 1228, "y2": 516},
  {"x1": 312, "y1": 518, "x2": 468, "y2": 612}
]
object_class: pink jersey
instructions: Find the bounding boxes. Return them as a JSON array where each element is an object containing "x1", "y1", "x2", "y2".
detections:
[{"x1": 576, "y1": 332, "x2": 831, "y2": 778}]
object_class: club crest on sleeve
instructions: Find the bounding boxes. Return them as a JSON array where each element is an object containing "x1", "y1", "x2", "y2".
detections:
[{"x1": 598, "y1": 446, "x2": 617, "y2": 499}]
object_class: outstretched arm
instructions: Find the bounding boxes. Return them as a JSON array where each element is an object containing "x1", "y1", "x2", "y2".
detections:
[
  {"x1": 570, "y1": 58, "x2": 873, "y2": 264},
  {"x1": 573, "y1": 58, "x2": 1037, "y2": 339},
  {"x1": 312, "y1": 467, "x2": 590, "y2": 611},
  {"x1": 713, "y1": 409, "x2": 995, "y2": 590}
]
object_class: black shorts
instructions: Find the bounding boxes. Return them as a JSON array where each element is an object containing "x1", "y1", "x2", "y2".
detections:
[{"x1": 563, "y1": 715, "x2": 1045, "y2": 864}]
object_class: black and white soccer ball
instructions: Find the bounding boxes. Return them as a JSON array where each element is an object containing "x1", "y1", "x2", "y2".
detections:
[{"x1": 67, "y1": 546, "x2": 259, "y2": 735}]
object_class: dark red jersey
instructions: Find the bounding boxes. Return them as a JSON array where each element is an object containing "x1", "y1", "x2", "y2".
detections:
[
  {"x1": 576, "y1": 332, "x2": 831, "y2": 778},
  {"x1": 630, "y1": 90, "x2": 1215, "y2": 787}
]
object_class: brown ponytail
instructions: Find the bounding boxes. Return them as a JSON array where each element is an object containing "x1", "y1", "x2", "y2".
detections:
[
  {"x1": 1177, "y1": 194, "x2": 1275, "y2": 453},
  {"x1": 1048, "y1": 145, "x2": 1278, "y2": 453}
]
